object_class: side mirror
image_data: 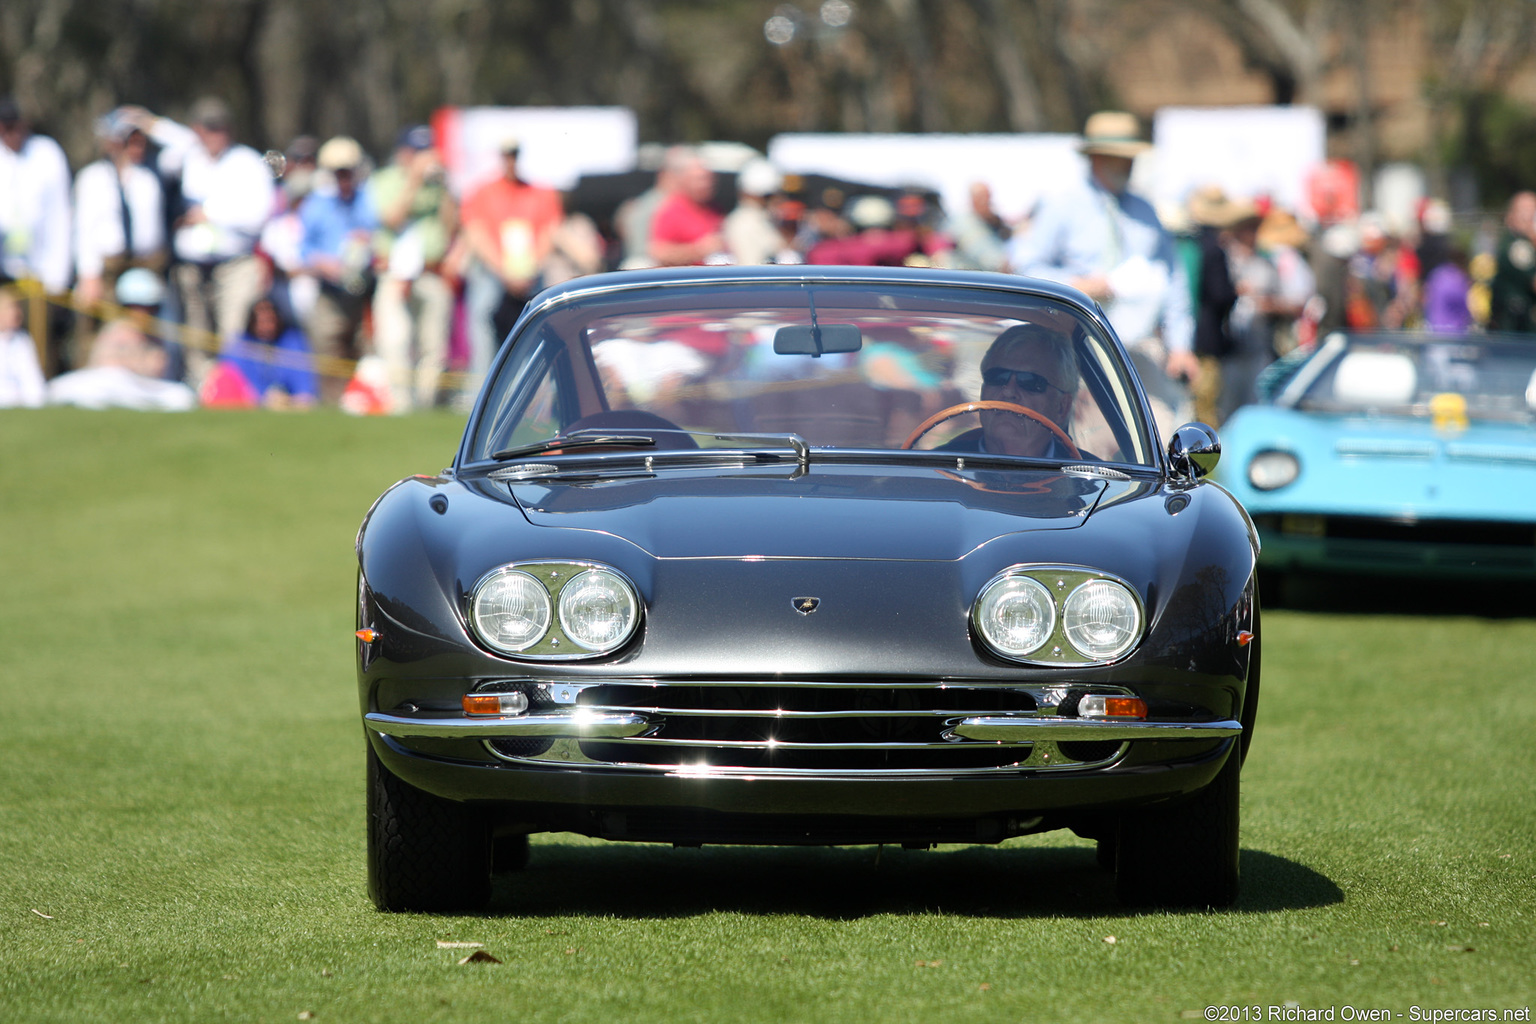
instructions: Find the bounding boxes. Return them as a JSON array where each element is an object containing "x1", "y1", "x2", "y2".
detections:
[
  {"x1": 773, "y1": 323, "x2": 862, "y2": 357},
  {"x1": 1167, "y1": 422, "x2": 1220, "y2": 482}
]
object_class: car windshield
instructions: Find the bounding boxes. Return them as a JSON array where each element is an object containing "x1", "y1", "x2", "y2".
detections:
[
  {"x1": 1287, "y1": 332, "x2": 1536, "y2": 423},
  {"x1": 464, "y1": 278, "x2": 1154, "y2": 467}
]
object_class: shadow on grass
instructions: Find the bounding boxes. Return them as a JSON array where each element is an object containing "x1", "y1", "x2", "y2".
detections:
[
  {"x1": 1266, "y1": 572, "x2": 1536, "y2": 618},
  {"x1": 487, "y1": 842, "x2": 1340, "y2": 918}
]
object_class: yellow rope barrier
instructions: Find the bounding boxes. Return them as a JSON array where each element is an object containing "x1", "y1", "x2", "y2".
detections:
[{"x1": 10, "y1": 278, "x2": 474, "y2": 391}]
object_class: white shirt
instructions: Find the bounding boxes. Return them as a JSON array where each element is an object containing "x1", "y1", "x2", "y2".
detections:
[
  {"x1": 150, "y1": 118, "x2": 273, "y2": 263},
  {"x1": 73, "y1": 158, "x2": 166, "y2": 279},
  {"x1": 0, "y1": 328, "x2": 46, "y2": 407},
  {"x1": 46, "y1": 365, "x2": 196, "y2": 411},
  {"x1": 0, "y1": 133, "x2": 73, "y2": 293}
]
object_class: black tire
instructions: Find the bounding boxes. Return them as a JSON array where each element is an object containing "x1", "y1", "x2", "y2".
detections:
[
  {"x1": 1114, "y1": 745, "x2": 1240, "y2": 908},
  {"x1": 492, "y1": 834, "x2": 531, "y2": 874},
  {"x1": 1095, "y1": 835, "x2": 1117, "y2": 872},
  {"x1": 366, "y1": 742, "x2": 492, "y2": 912}
]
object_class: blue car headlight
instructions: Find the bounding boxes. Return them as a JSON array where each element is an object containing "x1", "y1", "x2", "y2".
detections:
[{"x1": 1248, "y1": 449, "x2": 1300, "y2": 491}]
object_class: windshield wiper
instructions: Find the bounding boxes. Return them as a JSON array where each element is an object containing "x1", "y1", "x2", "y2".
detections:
[{"x1": 491, "y1": 432, "x2": 657, "y2": 461}]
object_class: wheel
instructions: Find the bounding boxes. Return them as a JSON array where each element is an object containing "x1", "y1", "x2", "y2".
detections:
[
  {"x1": 1095, "y1": 835, "x2": 1117, "y2": 872},
  {"x1": 366, "y1": 742, "x2": 492, "y2": 912},
  {"x1": 901, "y1": 399, "x2": 1080, "y2": 457},
  {"x1": 1114, "y1": 745, "x2": 1240, "y2": 908},
  {"x1": 492, "y1": 834, "x2": 530, "y2": 873}
]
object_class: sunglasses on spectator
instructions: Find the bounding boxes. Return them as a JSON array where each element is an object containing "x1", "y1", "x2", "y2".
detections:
[{"x1": 981, "y1": 367, "x2": 1069, "y2": 393}]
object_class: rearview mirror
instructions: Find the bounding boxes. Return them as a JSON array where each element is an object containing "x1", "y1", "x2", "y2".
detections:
[{"x1": 773, "y1": 324, "x2": 862, "y2": 357}]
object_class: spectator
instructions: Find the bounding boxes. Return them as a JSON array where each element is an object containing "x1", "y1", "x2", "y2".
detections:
[
  {"x1": 723, "y1": 158, "x2": 784, "y2": 266},
  {"x1": 1183, "y1": 187, "x2": 1241, "y2": 426},
  {"x1": 73, "y1": 111, "x2": 167, "y2": 364},
  {"x1": 648, "y1": 148, "x2": 726, "y2": 267},
  {"x1": 0, "y1": 96, "x2": 72, "y2": 373},
  {"x1": 128, "y1": 97, "x2": 275, "y2": 386},
  {"x1": 1489, "y1": 191, "x2": 1536, "y2": 334},
  {"x1": 1422, "y1": 246, "x2": 1474, "y2": 333},
  {"x1": 260, "y1": 148, "x2": 318, "y2": 329},
  {"x1": 0, "y1": 284, "x2": 45, "y2": 407},
  {"x1": 1222, "y1": 202, "x2": 1282, "y2": 420},
  {"x1": 1256, "y1": 207, "x2": 1317, "y2": 354},
  {"x1": 460, "y1": 135, "x2": 563, "y2": 397},
  {"x1": 46, "y1": 269, "x2": 196, "y2": 411},
  {"x1": 946, "y1": 181, "x2": 1013, "y2": 272},
  {"x1": 368, "y1": 124, "x2": 456, "y2": 413},
  {"x1": 614, "y1": 150, "x2": 678, "y2": 269},
  {"x1": 202, "y1": 294, "x2": 318, "y2": 409},
  {"x1": 1007, "y1": 110, "x2": 1199, "y2": 390},
  {"x1": 300, "y1": 135, "x2": 377, "y2": 404}
]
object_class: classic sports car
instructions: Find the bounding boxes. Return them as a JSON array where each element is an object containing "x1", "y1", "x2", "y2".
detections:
[
  {"x1": 356, "y1": 265, "x2": 1260, "y2": 912},
  {"x1": 1217, "y1": 330, "x2": 1536, "y2": 588}
]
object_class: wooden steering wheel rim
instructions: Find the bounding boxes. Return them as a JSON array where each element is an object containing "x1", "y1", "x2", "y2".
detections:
[{"x1": 901, "y1": 400, "x2": 1081, "y2": 458}]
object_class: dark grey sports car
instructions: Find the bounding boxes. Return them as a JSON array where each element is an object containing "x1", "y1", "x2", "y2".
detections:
[{"x1": 356, "y1": 265, "x2": 1260, "y2": 911}]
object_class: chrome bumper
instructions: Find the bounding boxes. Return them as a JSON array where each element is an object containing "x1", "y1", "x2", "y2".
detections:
[
  {"x1": 364, "y1": 710, "x2": 653, "y2": 739},
  {"x1": 365, "y1": 709, "x2": 1240, "y2": 743}
]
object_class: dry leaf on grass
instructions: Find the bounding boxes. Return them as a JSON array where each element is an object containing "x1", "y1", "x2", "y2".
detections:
[
  {"x1": 458, "y1": 950, "x2": 502, "y2": 965},
  {"x1": 30, "y1": 909, "x2": 53, "y2": 920},
  {"x1": 914, "y1": 959, "x2": 943, "y2": 968},
  {"x1": 1103, "y1": 935, "x2": 1117, "y2": 945},
  {"x1": 436, "y1": 941, "x2": 484, "y2": 949}
]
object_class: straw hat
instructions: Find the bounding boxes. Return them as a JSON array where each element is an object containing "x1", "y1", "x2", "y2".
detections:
[
  {"x1": 1187, "y1": 186, "x2": 1260, "y2": 229},
  {"x1": 1257, "y1": 209, "x2": 1310, "y2": 249},
  {"x1": 1078, "y1": 111, "x2": 1151, "y2": 158}
]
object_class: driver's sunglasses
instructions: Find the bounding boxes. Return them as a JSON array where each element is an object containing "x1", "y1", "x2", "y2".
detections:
[{"x1": 981, "y1": 367, "x2": 1067, "y2": 394}]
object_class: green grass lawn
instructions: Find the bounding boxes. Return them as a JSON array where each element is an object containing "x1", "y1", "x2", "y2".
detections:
[{"x1": 2, "y1": 408, "x2": 1532, "y2": 1023}]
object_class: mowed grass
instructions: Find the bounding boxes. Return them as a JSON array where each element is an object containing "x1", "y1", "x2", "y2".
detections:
[{"x1": 1, "y1": 407, "x2": 1533, "y2": 1024}]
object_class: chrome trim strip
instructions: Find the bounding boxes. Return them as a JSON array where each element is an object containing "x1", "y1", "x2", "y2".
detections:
[
  {"x1": 947, "y1": 716, "x2": 1241, "y2": 742},
  {"x1": 365, "y1": 710, "x2": 652, "y2": 739},
  {"x1": 579, "y1": 704, "x2": 1021, "y2": 720}
]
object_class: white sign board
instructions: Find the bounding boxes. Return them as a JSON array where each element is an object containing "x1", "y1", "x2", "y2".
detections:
[
  {"x1": 1149, "y1": 106, "x2": 1326, "y2": 217},
  {"x1": 435, "y1": 106, "x2": 638, "y2": 196},
  {"x1": 767, "y1": 132, "x2": 1086, "y2": 223}
]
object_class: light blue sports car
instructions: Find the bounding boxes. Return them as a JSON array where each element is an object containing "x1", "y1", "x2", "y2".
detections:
[{"x1": 1216, "y1": 330, "x2": 1536, "y2": 587}]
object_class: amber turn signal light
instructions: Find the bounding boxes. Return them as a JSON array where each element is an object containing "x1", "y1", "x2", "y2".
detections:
[
  {"x1": 1078, "y1": 694, "x2": 1147, "y2": 719},
  {"x1": 356, "y1": 629, "x2": 379, "y2": 643},
  {"x1": 462, "y1": 692, "x2": 530, "y2": 716}
]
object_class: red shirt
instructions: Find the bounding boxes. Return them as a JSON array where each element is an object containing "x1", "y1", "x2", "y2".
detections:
[
  {"x1": 461, "y1": 177, "x2": 563, "y2": 277},
  {"x1": 650, "y1": 193, "x2": 724, "y2": 257}
]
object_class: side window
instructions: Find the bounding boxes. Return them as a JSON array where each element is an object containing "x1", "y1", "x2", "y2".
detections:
[{"x1": 471, "y1": 334, "x2": 576, "y2": 459}]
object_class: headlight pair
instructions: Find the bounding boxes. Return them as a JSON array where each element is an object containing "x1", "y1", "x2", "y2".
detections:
[
  {"x1": 470, "y1": 562, "x2": 639, "y2": 657},
  {"x1": 973, "y1": 567, "x2": 1142, "y2": 664}
]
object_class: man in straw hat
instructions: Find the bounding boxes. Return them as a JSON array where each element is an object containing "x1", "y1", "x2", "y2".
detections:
[{"x1": 1008, "y1": 111, "x2": 1199, "y2": 402}]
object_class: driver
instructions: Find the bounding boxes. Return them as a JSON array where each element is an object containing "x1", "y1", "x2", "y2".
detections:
[{"x1": 942, "y1": 323, "x2": 1078, "y2": 457}]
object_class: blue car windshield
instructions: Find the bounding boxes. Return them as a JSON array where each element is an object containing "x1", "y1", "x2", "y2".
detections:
[
  {"x1": 1287, "y1": 332, "x2": 1536, "y2": 423},
  {"x1": 465, "y1": 279, "x2": 1154, "y2": 467}
]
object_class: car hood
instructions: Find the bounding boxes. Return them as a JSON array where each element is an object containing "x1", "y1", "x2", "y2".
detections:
[{"x1": 498, "y1": 462, "x2": 1122, "y2": 561}]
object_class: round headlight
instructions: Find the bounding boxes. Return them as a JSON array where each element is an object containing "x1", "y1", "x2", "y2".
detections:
[
  {"x1": 974, "y1": 575, "x2": 1056, "y2": 657},
  {"x1": 471, "y1": 570, "x2": 551, "y2": 653},
  {"x1": 1248, "y1": 449, "x2": 1300, "y2": 491},
  {"x1": 558, "y1": 568, "x2": 639, "y2": 652},
  {"x1": 1062, "y1": 580, "x2": 1141, "y2": 661}
]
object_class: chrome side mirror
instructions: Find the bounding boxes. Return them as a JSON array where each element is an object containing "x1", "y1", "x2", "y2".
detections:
[{"x1": 1167, "y1": 422, "x2": 1220, "y2": 482}]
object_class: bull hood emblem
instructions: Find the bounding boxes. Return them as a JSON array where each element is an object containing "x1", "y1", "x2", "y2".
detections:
[{"x1": 792, "y1": 596, "x2": 821, "y2": 615}]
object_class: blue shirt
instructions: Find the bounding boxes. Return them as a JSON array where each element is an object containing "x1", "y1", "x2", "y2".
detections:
[
  {"x1": 300, "y1": 190, "x2": 377, "y2": 265},
  {"x1": 221, "y1": 328, "x2": 319, "y2": 401},
  {"x1": 1008, "y1": 177, "x2": 1193, "y2": 353}
]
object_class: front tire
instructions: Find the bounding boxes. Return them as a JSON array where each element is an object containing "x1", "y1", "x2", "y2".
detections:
[
  {"x1": 367, "y1": 742, "x2": 492, "y2": 912},
  {"x1": 1114, "y1": 745, "x2": 1240, "y2": 908}
]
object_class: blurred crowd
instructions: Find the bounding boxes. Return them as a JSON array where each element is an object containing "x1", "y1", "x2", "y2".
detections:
[{"x1": 3, "y1": 95, "x2": 1535, "y2": 422}]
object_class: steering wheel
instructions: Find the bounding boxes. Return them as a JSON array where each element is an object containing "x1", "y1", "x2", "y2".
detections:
[{"x1": 902, "y1": 400, "x2": 1081, "y2": 458}]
